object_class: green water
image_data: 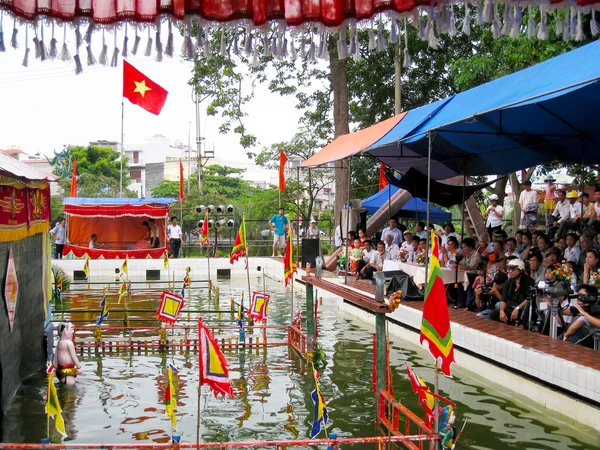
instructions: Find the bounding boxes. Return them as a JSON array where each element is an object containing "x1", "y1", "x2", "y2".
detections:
[{"x1": 2, "y1": 273, "x2": 599, "y2": 449}]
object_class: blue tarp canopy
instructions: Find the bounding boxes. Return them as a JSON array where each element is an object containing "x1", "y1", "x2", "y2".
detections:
[
  {"x1": 63, "y1": 198, "x2": 177, "y2": 206},
  {"x1": 362, "y1": 185, "x2": 451, "y2": 222},
  {"x1": 368, "y1": 42, "x2": 600, "y2": 176}
]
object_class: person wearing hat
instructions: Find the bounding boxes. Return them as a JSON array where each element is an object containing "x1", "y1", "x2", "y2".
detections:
[
  {"x1": 483, "y1": 194, "x2": 504, "y2": 240},
  {"x1": 489, "y1": 258, "x2": 534, "y2": 326},
  {"x1": 544, "y1": 175, "x2": 557, "y2": 227},
  {"x1": 401, "y1": 230, "x2": 413, "y2": 251},
  {"x1": 307, "y1": 219, "x2": 320, "y2": 239},
  {"x1": 554, "y1": 190, "x2": 582, "y2": 239},
  {"x1": 519, "y1": 179, "x2": 538, "y2": 229},
  {"x1": 381, "y1": 217, "x2": 403, "y2": 247}
]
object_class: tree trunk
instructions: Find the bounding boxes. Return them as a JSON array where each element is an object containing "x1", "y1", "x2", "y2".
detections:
[
  {"x1": 510, "y1": 173, "x2": 522, "y2": 229},
  {"x1": 330, "y1": 50, "x2": 350, "y2": 228}
]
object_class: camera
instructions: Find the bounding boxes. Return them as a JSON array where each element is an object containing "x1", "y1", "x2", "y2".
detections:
[
  {"x1": 571, "y1": 293, "x2": 600, "y2": 318},
  {"x1": 528, "y1": 280, "x2": 571, "y2": 299},
  {"x1": 482, "y1": 284, "x2": 492, "y2": 293}
]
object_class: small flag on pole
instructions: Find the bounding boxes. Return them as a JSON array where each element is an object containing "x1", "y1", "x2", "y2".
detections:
[
  {"x1": 283, "y1": 229, "x2": 297, "y2": 287},
  {"x1": 163, "y1": 249, "x2": 169, "y2": 269},
  {"x1": 118, "y1": 276, "x2": 127, "y2": 304},
  {"x1": 310, "y1": 367, "x2": 329, "y2": 438},
  {"x1": 230, "y1": 216, "x2": 247, "y2": 264},
  {"x1": 46, "y1": 368, "x2": 67, "y2": 438},
  {"x1": 179, "y1": 159, "x2": 184, "y2": 203},
  {"x1": 82, "y1": 254, "x2": 90, "y2": 279},
  {"x1": 279, "y1": 150, "x2": 288, "y2": 192},
  {"x1": 379, "y1": 162, "x2": 388, "y2": 191},
  {"x1": 249, "y1": 291, "x2": 270, "y2": 322},
  {"x1": 200, "y1": 211, "x2": 209, "y2": 247},
  {"x1": 121, "y1": 257, "x2": 128, "y2": 275},
  {"x1": 156, "y1": 291, "x2": 185, "y2": 325},
  {"x1": 97, "y1": 289, "x2": 109, "y2": 325},
  {"x1": 70, "y1": 158, "x2": 77, "y2": 198},
  {"x1": 198, "y1": 318, "x2": 235, "y2": 399},
  {"x1": 180, "y1": 269, "x2": 190, "y2": 298},
  {"x1": 165, "y1": 364, "x2": 178, "y2": 431}
]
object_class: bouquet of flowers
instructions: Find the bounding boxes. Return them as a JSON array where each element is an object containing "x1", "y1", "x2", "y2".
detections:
[
  {"x1": 388, "y1": 290, "x2": 402, "y2": 312},
  {"x1": 551, "y1": 263, "x2": 573, "y2": 283},
  {"x1": 415, "y1": 251, "x2": 426, "y2": 266},
  {"x1": 592, "y1": 271, "x2": 600, "y2": 289},
  {"x1": 398, "y1": 247, "x2": 409, "y2": 262}
]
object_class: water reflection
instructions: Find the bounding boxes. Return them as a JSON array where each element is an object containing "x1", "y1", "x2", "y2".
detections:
[{"x1": 1, "y1": 276, "x2": 599, "y2": 449}]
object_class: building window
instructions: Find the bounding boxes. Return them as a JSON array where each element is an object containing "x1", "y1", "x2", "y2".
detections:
[{"x1": 133, "y1": 151, "x2": 140, "y2": 164}]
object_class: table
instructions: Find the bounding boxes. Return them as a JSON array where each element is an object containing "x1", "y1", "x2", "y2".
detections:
[{"x1": 382, "y1": 260, "x2": 469, "y2": 286}]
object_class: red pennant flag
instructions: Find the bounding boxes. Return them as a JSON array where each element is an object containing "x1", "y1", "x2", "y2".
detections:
[
  {"x1": 179, "y1": 159, "x2": 184, "y2": 203},
  {"x1": 200, "y1": 211, "x2": 209, "y2": 247},
  {"x1": 284, "y1": 230, "x2": 297, "y2": 287},
  {"x1": 379, "y1": 162, "x2": 388, "y2": 191},
  {"x1": 279, "y1": 150, "x2": 288, "y2": 192},
  {"x1": 70, "y1": 158, "x2": 77, "y2": 197},
  {"x1": 420, "y1": 231, "x2": 456, "y2": 377},
  {"x1": 123, "y1": 60, "x2": 169, "y2": 115},
  {"x1": 198, "y1": 318, "x2": 234, "y2": 399}
]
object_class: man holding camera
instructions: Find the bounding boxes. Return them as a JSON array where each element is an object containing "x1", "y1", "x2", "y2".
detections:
[
  {"x1": 490, "y1": 259, "x2": 535, "y2": 326},
  {"x1": 561, "y1": 285, "x2": 600, "y2": 347}
]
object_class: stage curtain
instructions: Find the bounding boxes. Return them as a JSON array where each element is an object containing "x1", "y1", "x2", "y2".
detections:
[{"x1": 67, "y1": 216, "x2": 166, "y2": 249}]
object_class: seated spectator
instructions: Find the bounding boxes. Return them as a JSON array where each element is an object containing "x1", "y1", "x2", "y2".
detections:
[
  {"x1": 564, "y1": 233, "x2": 581, "y2": 263},
  {"x1": 358, "y1": 228, "x2": 368, "y2": 247},
  {"x1": 441, "y1": 237, "x2": 461, "y2": 269},
  {"x1": 348, "y1": 238, "x2": 363, "y2": 274},
  {"x1": 490, "y1": 259, "x2": 535, "y2": 326},
  {"x1": 475, "y1": 271, "x2": 508, "y2": 318},
  {"x1": 408, "y1": 236, "x2": 420, "y2": 263},
  {"x1": 548, "y1": 189, "x2": 570, "y2": 239},
  {"x1": 519, "y1": 231, "x2": 533, "y2": 261},
  {"x1": 415, "y1": 222, "x2": 427, "y2": 239},
  {"x1": 347, "y1": 231, "x2": 357, "y2": 245},
  {"x1": 557, "y1": 236, "x2": 567, "y2": 255},
  {"x1": 458, "y1": 238, "x2": 478, "y2": 273},
  {"x1": 492, "y1": 229, "x2": 508, "y2": 246},
  {"x1": 470, "y1": 261, "x2": 492, "y2": 311},
  {"x1": 582, "y1": 249, "x2": 600, "y2": 285},
  {"x1": 577, "y1": 234, "x2": 595, "y2": 270},
  {"x1": 561, "y1": 284, "x2": 600, "y2": 347},
  {"x1": 528, "y1": 252, "x2": 546, "y2": 284},
  {"x1": 401, "y1": 231, "x2": 412, "y2": 250},
  {"x1": 536, "y1": 233, "x2": 552, "y2": 258},
  {"x1": 358, "y1": 240, "x2": 388, "y2": 280},
  {"x1": 477, "y1": 233, "x2": 492, "y2": 256},
  {"x1": 581, "y1": 192, "x2": 596, "y2": 227},
  {"x1": 504, "y1": 237, "x2": 520, "y2": 258},
  {"x1": 544, "y1": 247, "x2": 562, "y2": 269},
  {"x1": 486, "y1": 241, "x2": 504, "y2": 278},
  {"x1": 515, "y1": 230, "x2": 524, "y2": 251},
  {"x1": 384, "y1": 234, "x2": 400, "y2": 260},
  {"x1": 356, "y1": 239, "x2": 376, "y2": 276},
  {"x1": 89, "y1": 233, "x2": 104, "y2": 249}
]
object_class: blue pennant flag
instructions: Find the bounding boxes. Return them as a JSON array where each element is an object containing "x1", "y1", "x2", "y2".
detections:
[
  {"x1": 310, "y1": 369, "x2": 329, "y2": 438},
  {"x1": 96, "y1": 291, "x2": 109, "y2": 326}
]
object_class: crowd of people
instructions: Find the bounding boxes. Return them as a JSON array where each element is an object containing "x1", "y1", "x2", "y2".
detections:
[{"x1": 338, "y1": 185, "x2": 600, "y2": 349}]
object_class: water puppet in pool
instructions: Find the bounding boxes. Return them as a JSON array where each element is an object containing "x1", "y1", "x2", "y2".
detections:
[
  {"x1": 439, "y1": 405, "x2": 457, "y2": 448},
  {"x1": 56, "y1": 322, "x2": 84, "y2": 384}
]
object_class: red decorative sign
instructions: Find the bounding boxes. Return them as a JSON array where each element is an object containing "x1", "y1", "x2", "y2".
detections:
[{"x1": 4, "y1": 248, "x2": 19, "y2": 331}]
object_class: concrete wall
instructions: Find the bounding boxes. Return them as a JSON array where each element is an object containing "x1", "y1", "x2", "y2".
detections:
[
  {"x1": 0, "y1": 234, "x2": 45, "y2": 414},
  {"x1": 145, "y1": 163, "x2": 165, "y2": 197}
]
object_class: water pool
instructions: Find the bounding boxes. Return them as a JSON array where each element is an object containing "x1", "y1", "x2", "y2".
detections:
[{"x1": 2, "y1": 273, "x2": 599, "y2": 449}]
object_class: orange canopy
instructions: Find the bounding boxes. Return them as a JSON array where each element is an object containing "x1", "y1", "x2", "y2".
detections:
[{"x1": 300, "y1": 112, "x2": 407, "y2": 168}]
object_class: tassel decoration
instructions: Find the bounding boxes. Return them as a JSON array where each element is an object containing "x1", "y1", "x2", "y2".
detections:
[
  {"x1": 182, "y1": 27, "x2": 194, "y2": 60},
  {"x1": 462, "y1": 3, "x2": 471, "y2": 36},
  {"x1": 122, "y1": 24, "x2": 129, "y2": 58},
  {"x1": 49, "y1": 24, "x2": 57, "y2": 59},
  {"x1": 492, "y1": 4, "x2": 500, "y2": 40},
  {"x1": 317, "y1": 32, "x2": 326, "y2": 59},
  {"x1": 244, "y1": 30, "x2": 252, "y2": 56},
  {"x1": 483, "y1": 0, "x2": 493, "y2": 23},
  {"x1": 75, "y1": 25, "x2": 82, "y2": 48},
  {"x1": 166, "y1": 21, "x2": 174, "y2": 57},
  {"x1": 527, "y1": 7, "x2": 536, "y2": 38},
  {"x1": 418, "y1": 16, "x2": 426, "y2": 40},
  {"x1": 476, "y1": 3, "x2": 483, "y2": 26},
  {"x1": 233, "y1": 31, "x2": 240, "y2": 56},
  {"x1": 144, "y1": 28, "x2": 153, "y2": 57},
  {"x1": 376, "y1": 23, "x2": 387, "y2": 52},
  {"x1": 203, "y1": 28, "x2": 210, "y2": 58},
  {"x1": 86, "y1": 44, "x2": 96, "y2": 65},
  {"x1": 220, "y1": 27, "x2": 227, "y2": 56},
  {"x1": 309, "y1": 38, "x2": 316, "y2": 62},
  {"x1": 390, "y1": 19, "x2": 398, "y2": 44},
  {"x1": 60, "y1": 25, "x2": 71, "y2": 61},
  {"x1": 33, "y1": 35, "x2": 40, "y2": 59},
  {"x1": 448, "y1": 5, "x2": 457, "y2": 37},
  {"x1": 11, "y1": 19, "x2": 17, "y2": 49},
  {"x1": 538, "y1": 5, "x2": 549, "y2": 40},
  {"x1": 368, "y1": 26, "x2": 376, "y2": 51},
  {"x1": 592, "y1": 10, "x2": 599, "y2": 37},
  {"x1": 40, "y1": 26, "x2": 47, "y2": 61},
  {"x1": 132, "y1": 28, "x2": 141, "y2": 55},
  {"x1": 110, "y1": 30, "x2": 119, "y2": 67},
  {"x1": 510, "y1": 6, "x2": 521, "y2": 38},
  {"x1": 22, "y1": 26, "x2": 29, "y2": 67},
  {"x1": 270, "y1": 31, "x2": 277, "y2": 58},
  {"x1": 349, "y1": 26, "x2": 356, "y2": 57},
  {"x1": 155, "y1": 29, "x2": 163, "y2": 62},
  {"x1": 501, "y1": 3, "x2": 511, "y2": 36},
  {"x1": 563, "y1": 10, "x2": 570, "y2": 41},
  {"x1": 99, "y1": 32, "x2": 108, "y2": 65},
  {"x1": 0, "y1": 12, "x2": 4, "y2": 53},
  {"x1": 74, "y1": 53, "x2": 83, "y2": 74},
  {"x1": 576, "y1": 12, "x2": 584, "y2": 41},
  {"x1": 84, "y1": 23, "x2": 94, "y2": 44},
  {"x1": 403, "y1": 18, "x2": 410, "y2": 68},
  {"x1": 252, "y1": 42, "x2": 259, "y2": 68},
  {"x1": 282, "y1": 36, "x2": 288, "y2": 58},
  {"x1": 299, "y1": 33, "x2": 306, "y2": 58},
  {"x1": 426, "y1": 19, "x2": 438, "y2": 49},
  {"x1": 290, "y1": 40, "x2": 297, "y2": 60},
  {"x1": 555, "y1": 11, "x2": 563, "y2": 37},
  {"x1": 570, "y1": 7, "x2": 577, "y2": 38}
]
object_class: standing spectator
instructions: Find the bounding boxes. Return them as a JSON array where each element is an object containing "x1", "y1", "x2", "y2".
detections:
[
  {"x1": 270, "y1": 207, "x2": 289, "y2": 257},
  {"x1": 167, "y1": 216, "x2": 184, "y2": 258},
  {"x1": 50, "y1": 218, "x2": 66, "y2": 259},
  {"x1": 588, "y1": 188, "x2": 600, "y2": 231},
  {"x1": 381, "y1": 217, "x2": 403, "y2": 246},
  {"x1": 544, "y1": 175, "x2": 556, "y2": 227},
  {"x1": 519, "y1": 179, "x2": 538, "y2": 229},
  {"x1": 490, "y1": 259, "x2": 535, "y2": 326},
  {"x1": 384, "y1": 234, "x2": 400, "y2": 260},
  {"x1": 307, "y1": 220, "x2": 320, "y2": 239},
  {"x1": 564, "y1": 233, "x2": 581, "y2": 263},
  {"x1": 483, "y1": 194, "x2": 504, "y2": 239},
  {"x1": 548, "y1": 190, "x2": 570, "y2": 239},
  {"x1": 415, "y1": 222, "x2": 427, "y2": 239},
  {"x1": 148, "y1": 219, "x2": 161, "y2": 248},
  {"x1": 334, "y1": 225, "x2": 342, "y2": 249}
]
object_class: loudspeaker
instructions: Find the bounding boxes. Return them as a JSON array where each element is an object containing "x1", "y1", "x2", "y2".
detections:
[
  {"x1": 73, "y1": 270, "x2": 87, "y2": 281},
  {"x1": 301, "y1": 238, "x2": 320, "y2": 269},
  {"x1": 217, "y1": 268, "x2": 231, "y2": 279}
]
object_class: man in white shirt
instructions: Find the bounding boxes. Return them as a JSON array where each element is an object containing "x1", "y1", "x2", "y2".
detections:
[
  {"x1": 553, "y1": 191, "x2": 581, "y2": 239},
  {"x1": 483, "y1": 194, "x2": 504, "y2": 239},
  {"x1": 167, "y1": 216, "x2": 184, "y2": 258},
  {"x1": 384, "y1": 234, "x2": 400, "y2": 260},
  {"x1": 548, "y1": 190, "x2": 570, "y2": 240},
  {"x1": 381, "y1": 218, "x2": 403, "y2": 246},
  {"x1": 359, "y1": 241, "x2": 389, "y2": 280},
  {"x1": 148, "y1": 218, "x2": 161, "y2": 248},
  {"x1": 564, "y1": 233, "x2": 581, "y2": 263},
  {"x1": 415, "y1": 222, "x2": 427, "y2": 239},
  {"x1": 50, "y1": 218, "x2": 67, "y2": 259},
  {"x1": 334, "y1": 225, "x2": 342, "y2": 249},
  {"x1": 519, "y1": 179, "x2": 538, "y2": 229},
  {"x1": 504, "y1": 237, "x2": 520, "y2": 259}
]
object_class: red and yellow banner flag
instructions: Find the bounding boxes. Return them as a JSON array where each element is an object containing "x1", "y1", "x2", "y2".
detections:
[
  {"x1": 179, "y1": 159, "x2": 184, "y2": 203},
  {"x1": 46, "y1": 370, "x2": 67, "y2": 438},
  {"x1": 279, "y1": 150, "x2": 288, "y2": 192},
  {"x1": 284, "y1": 229, "x2": 297, "y2": 287},
  {"x1": 249, "y1": 291, "x2": 270, "y2": 322},
  {"x1": 70, "y1": 158, "x2": 77, "y2": 198},
  {"x1": 165, "y1": 365, "x2": 178, "y2": 430},
  {"x1": 419, "y1": 230, "x2": 455, "y2": 377},
  {"x1": 200, "y1": 211, "x2": 209, "y2": 247},
  {"x1": 123, "y1": 60, "x2": 168, "y2": 115},
  {"x1": 379, "y1": 162, "x2": 388, "y2": 191},
  {"x1": 230, "y1": 216, "x2": 247, "y2": 264},
  {"x1": 198, "y1": 318, "x2": 234, "y2": 399},
  {"x1": 83, "y1": 254, "x2": 90, "y2": 278},
  {"x1": 121, "y1": 256, "x2": 128, "y2": 275},
  {"x1": 163, "y1": 249, "x2": 169, "y2": 268}
]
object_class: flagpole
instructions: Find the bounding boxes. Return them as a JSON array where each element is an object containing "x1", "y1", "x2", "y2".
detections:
[
  {"x1": 196, "y1": 318, "x2": 202, "y2": 449},
  {"x1": 120, "y1": 100, "x2": 124, "y2": 198},
  {"x1": 290, "y1": 232, "x2": 295, "y2": 326},
  {"x1": 243, "y1": 218, "x2": 252, "y2": 321}
]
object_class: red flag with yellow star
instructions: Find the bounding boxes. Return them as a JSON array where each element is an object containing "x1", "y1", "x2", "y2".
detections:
[{"x1": 123, "y1": 60, "x2": 168, "y2": 115}]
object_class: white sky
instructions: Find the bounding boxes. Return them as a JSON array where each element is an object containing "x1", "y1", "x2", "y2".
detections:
[{"x1": 0, "y1": 29, "x2": 309, "y2": 164}]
